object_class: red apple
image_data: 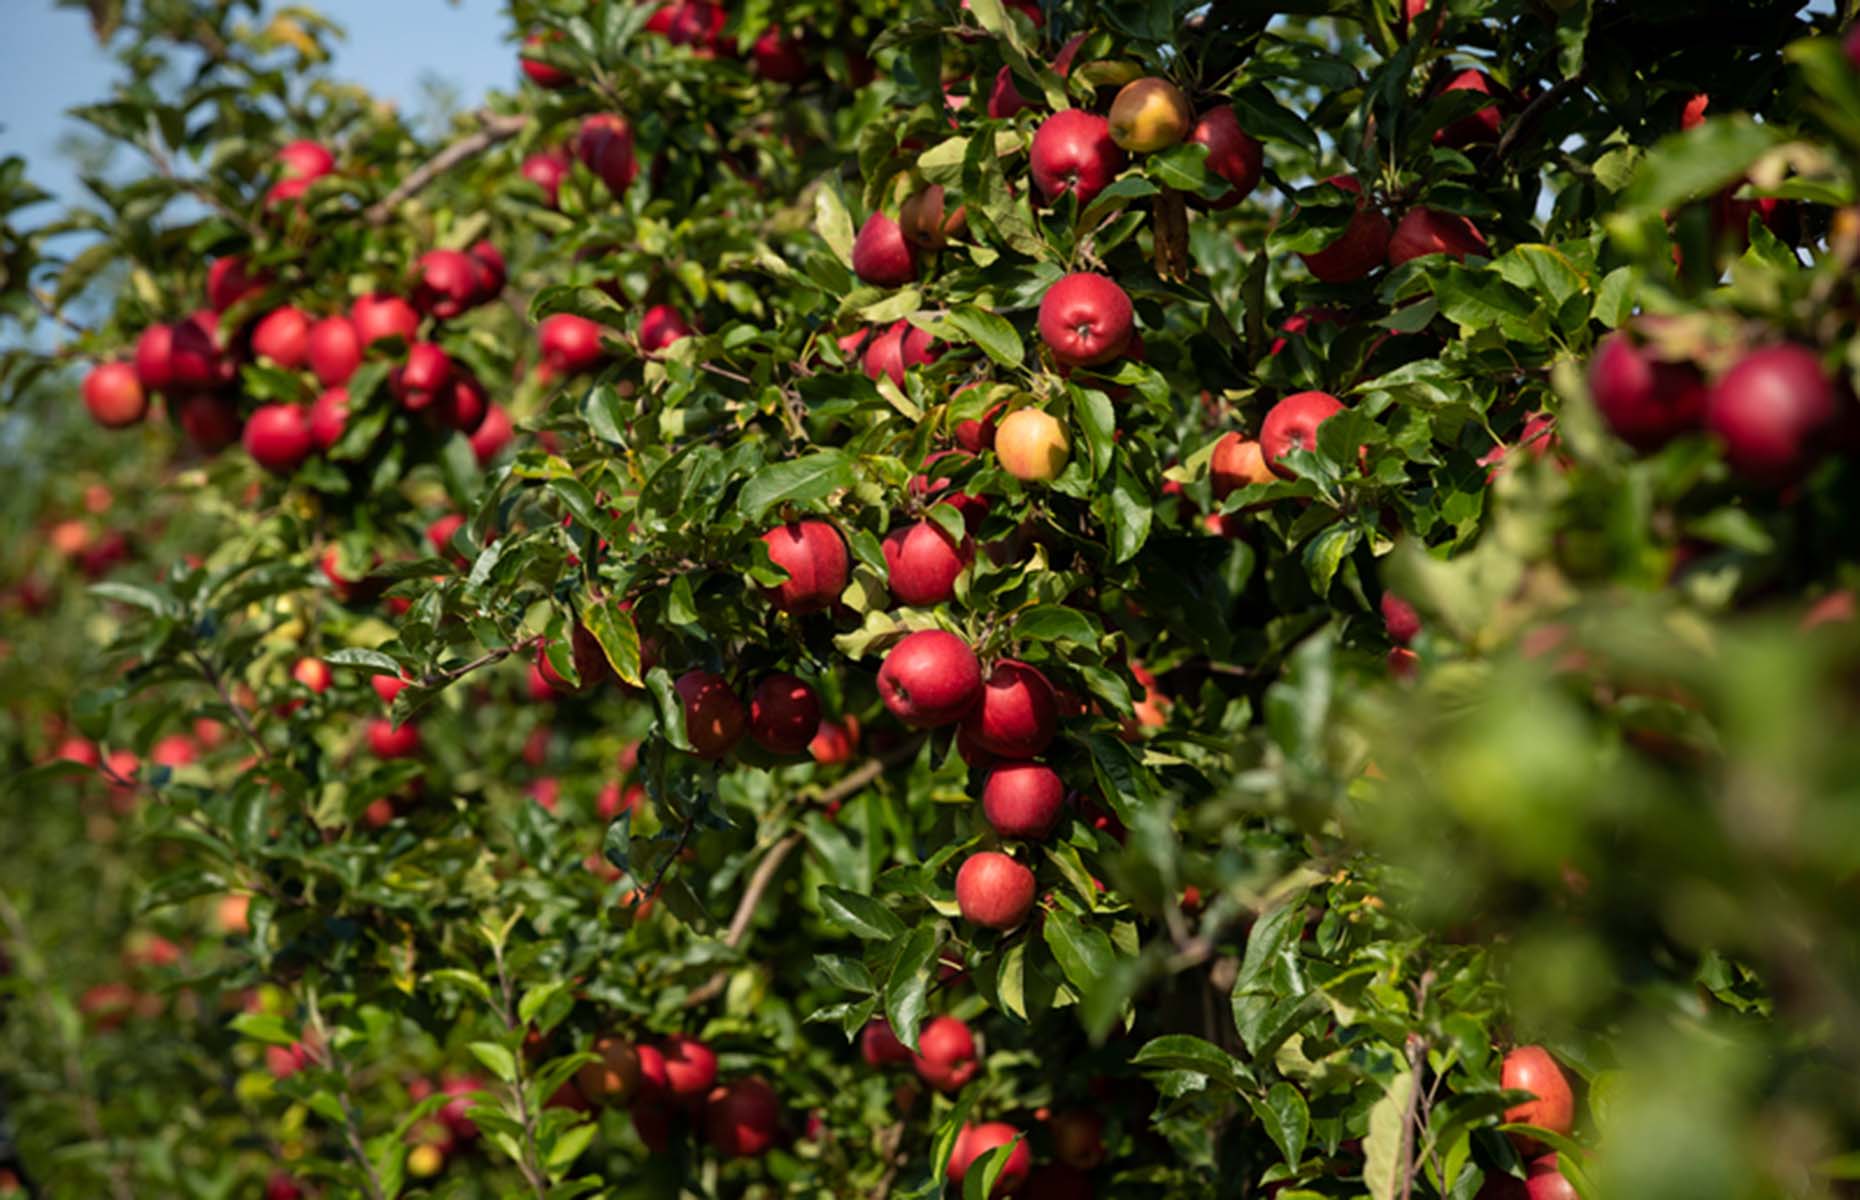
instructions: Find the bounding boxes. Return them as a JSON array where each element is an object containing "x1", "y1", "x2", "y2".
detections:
[
  {"x1": 639, "y1": 304, "x2": 693, "y2": 353},
  {"x1": 1388, "y1": 207, "x2": 1489, "y2": 266},
  {"x1": 470, "y1": 404, "x2": 515, "y2": 465},
  {"x1": 981, "y1": 762, "x2": 1065, "y2": 839},
  {"x1": 809, "y1": 716, "x2": 860, "y2": 766},
  {"x1": 955, "y1": 850, "x2": 1036, "y2": 929},
  {"x1": 862, "y1": 320, "x2": 940, "y2": 386},
  {"x1": 1587, "y1": 332, "x2": 1707, "y2": 452},
  {"x1": 177, "y1": 393, "x2": 241, "y2": 452},
  {"x1": 371, "y1": 674, "x2": 409, "y2": 705},
  {"x1": 852, "y1": 212, "x2": 918, "y2": 287},
  {"x1": 1298, "y1": 176, "x2": 1391, "y2": 284},
  {"x1": 1433, "y1": 69, "x2": 1504, "y2": 148},
  {"x1": 987, "y1": 65, "x2": 1030, "y2": 119},
  {"x1": 1705, "y1": 344, "x2": 1836, "y2": 484},
  {"x1": 1269, "y1": 308, "x2": 1341, "y2": 356},
  {"x1": 878, "y1": 630, "x2": 983, "y2": 727},
  {"x1": 1501, "y1": 1045, "x2": 1575, "y2": 1146},
  {"x1": 1209, "y1": 432, "x2": 1274, "y2": 498},
  {"x1": 536, "y1": 622, "x2": 611, "y2": 693},
  {"x1": 243, "y1": 404, "x2": 313, "y2": 474},
  {"x1": 307, "y1": 316, "x2": 362, "y2": 387},
  {"x1": 277, "y1": 140, "x2": 334, "y2": 181},
  {"x1": 1030, "y1": 109, "x2": 1126, "y2": 207},
  {"x1": 576, "y1": 1035, "x2": 643, "y2": 1105},
  {"x1": 206, "y1": 255, "x2": 268, "y2": 312},
  {"x1": 861, "y1": 1019, "x2": 913, "y2": 1067},
  {"x1": 1039, "y1": 273, "x2": 1134, "y2": 368},
  {"x1": 948, "y1": 1122, "x2": 1031, "y2": 1195},
  {"x1": 705, "y1": 1078, "x2": 781, "y2": 1158},
  {"x1": 750, "y1": 673, "x2": 822, "y2": 756},
  {"x1": 900, "y1": 184, "x2": 966, "y2": 252},
  {"x1": 81, "y1": 363, "x2": 147, "y2": 428},
  {"x1": 911, "y1": 1015, "x2": 976, "y2": 1092},
  {"x1": 962, "y1": 659, "x2": 1057, "y2": 759},
  {"x1": 392, "y1": 342, "x2": 453, "y2": 411},
  {"x1": 520, "y1": 32, "x2": 572, "y2": 87},
  {"x1": 1049, "y1": 1110, "x2": 1105, "y2": 1169},
  {"x1": 413, "y1": 249, "x2": 481, "y2": 319},
  {"x1": 252, "y1": 306, "x2": 310, "y2": 368},
  {"x1": 1525, "y1": 1157, "x2": 1578, "y2": 1200},
  {"x1": 292, "y1": 657, "x2": 332, "y2": 694},
  {"x1": 351, "y1": 293, "x2": 419, "y2": 347},
  {"x1": 759, "y1": 520, "x2": 849, "y2": 613},
  {"x1": 1382, "y1": 592, "x2": 1421, "y2": 645},
  {"x1": 575, "y1": 113, "x2": 638, "y2": 198},
  {"x1": 1189, "y1": 105, "x2": 1263, "y2": 208},
  {"x1": 883, "y1": 520, "x2": 971, "y2": 606},
  {"x1": 521, "y1": 149, "x2": 571, "y2": 207},
  {"x1": 367, "y1": 718, "x2": 421, "y2": 759},
  {"x1": 1260, "y1": 391, "x2": 1346, "y2": 476},
  {"x1": 751, "y1": 27, "x2": 808, "y2": 83},
  {"x1": 540, "y1": 313, "x2": 609, "y2": 374},
  {"x1": 674, "y1": 670, "x2": 745, "y2": 758},
  {"x1": 438, "y1": 372, "x2": 489, "y2": 434},
  {"x1": 309, "y1": 387, "x2": 350, "y2": 451},
  {"x1": 660, "y1": 1034, "x2": 718, "y2": 1098}
]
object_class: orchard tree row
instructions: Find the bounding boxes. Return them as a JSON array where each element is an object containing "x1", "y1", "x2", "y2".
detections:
[{"x1": 5, "y1": 0, "x2": 1860, "y2": 1198}]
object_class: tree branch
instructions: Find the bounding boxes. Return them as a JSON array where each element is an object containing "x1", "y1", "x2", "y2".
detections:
[
  {"x1": 364, "y1": 111, "x2": 530, "y2": 226},
  {"x1": 1495, "y1": 73, "x2": 1589, "y2": 162}
]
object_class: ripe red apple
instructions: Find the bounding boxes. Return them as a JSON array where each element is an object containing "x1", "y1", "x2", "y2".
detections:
[
  {"x1": 963, "y1": 659, "x2": 1057, "y2": 758},
  {"x1": 575, "y1": 113, "x2": 638, "y2": 198},
  {"x1": 277, "y1": 139, "x2": 334, "y2": 181},
  {"x1": 1388, "y1": 207, "x2": 1489, "y2": 266},
  {"x1": 1298, "y1": 176, "x2": 1391, "y2": 283},
  {"x1": 470, "y1": 404, "x2": 514, "y2": 465},
  {"x1": 1108, "y1": 77, "x2": 1193, "y2": 153},
  {"x1": 367, "y1": 718, "x2": 421, "y2": 759},
  {"x1": 883, "y1": 520, "x2": 971, "y2": 606},
  {"x1": 133, "y1": 323, "x2": 177, "y2": 390},
  {"x1": 371, "y1": 673, "x2": 409, "y2": 705},
  {"x1": 1260, "y1": 391, "x2": 1346, "y2": 476},
  {"x1": 704, "y1": 1077, "x2": 781, "y2": 1158},
  {"x1": 852, "y1": 212, "x2": 918, "y2": 287},
  {"x1": 982, "y1": 762, "x2": 1065, "y2": 839},
  {"x1": 660, "y1": 1034, "x2": 718, "y2": 1098},
  {"x1": 292, "y1": 657, "x2": 332, "y2": 694},
  {"x1": 576, "y1": 1035, "x2": 642, "y2": 1105},
  {"x1": 309, "y1": 387, "x2": 350, "y2": 451},
  {"x1": 205, "y1": 256, "x2": 267, "y2": 312},
  {"x1": 177, "y1": 393, "x2": 241, "y2": 452},
  {"x1": 537, "y1": 622, "x2": 611, "y2": 693},
  {"x1": 1525, "y1": 1157, "x2": 1578, "y2": 1200},
  {"x1": 862, "y1": 320, "x2": 940, "y2": 386},
  {"x1": 540, "y1": 313, "x2": 609, "y2": 374},
  {"x1": 674, "y1": 670, "x2": 745, "y2": 759},
  {"x1": 1189, "y1": 105, "x2": 1263, "y2": 208},
  {"x1": 136, "y1": 319, "x2": 220, "y2": 391},
  {"x1": 760, "y1": 520, "x2": 849, "y2": 612},
  {"x1": 438, "y1": 372, "x2": 489, "y2": 434},
  {"x1": 1049, "y1": 1109, "x2": 1105, "y2": 1168},
  {"x1": 1586, "y1": 332, "x2": 1707, "y2": 452},
  {"x1": 243, "y1": 404, "x2": 314, "y2": 474},
  {"x1": 1705, "y1": 344, "x2": 1837, "y2": 484},
  {"x1": 900, "y1": 184, "x2": 967, "y2": 252},
  {"x1": 1039, "y1": 273, "x2": 1134, "y2": 368},
  {"x1": 948, "y1": 1122, "x2": 1031, "y2": 1195},
  {"x1": 861, "y1": 1019, "x2": 913, "y2": 1067},
  {"x1": 911, "y1": 1015, "x2": 976, "y2": 1092},
  {"x1": 392, "y1": 342, "x2": 453, "y2": 411},
  {"x1": 639, "y1": 304, "x2": 693, "y2": 353},
  {"x1": 1501, "y1": 1045, "x2": 1575, "y2": 1146},
  {"x1": 412, "y1": 249, "x2": 480, "y2": 319},
  {"x1": 521, "y1": 149, "x2": 571, "y2": 207},
  {"x1": 1382, "y1": 592, "x2": 1421, "y2": 645},
  {"x1": 351, "y1": 293, "x2": 419, "y2": 347},
  {"x1": 878, "y1": 630, "x2": 983, "y2": 727},
  {"x1": 1270, "y1": 307, "x2": 1341, "y2": 355},
  {"x1": 751, "y1": 27, "x2": 808, "y2": 84},
  {"x1": 955, "y1": 850, "x2": 1036, "y2": 929},
  {"x1": 307, "y1": 315, "x2": 362, "y2": 387},
  {"x1": 520, "y1": 32, "x2": 572, "y2": 88},
  {"x1": 81, "y1": 363, "x2": 147, "y2": 428},
  {"x1": 810, "y1": 715, "x2": 860, "y2": 766},
  {"x1": 1433, "y1": 69, "x2": 1504, "y2": 148},
  {"x1": 251, "y1": 307, "x2": 310, "y2": 369},
  {"x1": 1209, "y1": 432, "x2": 1274, "y2": 498},
  {"x1": 750, "y1": 673, "x2": 822, "y2": 756},
  {"x1": 1030, "y1": 109, "x2": 1127, "y2": 207},
  {"x1": 987, "y1": 65, "x2": 1030, "y2": 119}
]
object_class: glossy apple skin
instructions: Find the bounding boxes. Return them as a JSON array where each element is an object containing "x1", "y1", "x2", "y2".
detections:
[
  {"x1": 760, "y1": 520, "x2": 849, "y2": 613},
  {"x1": 540, "y1": 313, "x2": 608, "y2": 374},
  {"x1": 351, "y1": 294, "x2": 419, "y2": 347},
  {"x1": 1030, "y1": 109, "x2": 1127, "y2": 208},
  {"x1": 206, "y1": 255, "x2": 267, "y2": 311},
  {"x1": 1705, "y1": 344, "x2": 1837, "y2": 484},
  {"x1": 243, "y1": 404, "x2": 314, "y2": 473},
  {"x1": 995, "y1": 409, "x2": 1071, "y2": 482},
  {"x1": 1260, "y1": 391, "x2": 1347, "y2": 476},
  {"x1": 1299, "y1": 176, "x2": 1391, "y2": 284},
  {"x1": 659, "y1": 1034, "x2": 718, "y2": 1098},
  {"x1": 751, "y1": 27, "x2": 808, "y2": 83},
  {"x1": 883, "y1": 519, "x2": 971, "y2": 606},
  {"x1": 412, "y1": 249, "x2": 479, "y2": 319},
  {"x1": 82, "y1": 363, "x2": 147, "y2": 428},
  {"x1": 987, "y1": 65, "x2": 1030, "y2": 119},
  {"x1": 307, "y1": 316, "x2": 362, "y2": 387},
  {"x1": 862, "y1": 321, "x2": 940, "y2": 386},
  {"x1": 861, "y1": 1019, "x2": 913, "y2": 1067},
  {"x1": 674, "y1": 670, "x2": 745, "y2": 759},
  {"x1": 575, "y1": 1035, "x2": 642, "y2": 1105},
  {"x1": 1433, "y1": 69, "x2": 1504, "y2": 148},
  {"x1": 1382, "y1": 592, "x2": 1422, "y2": 645},
  {"x1": 750, "y1": 673, "x2": 822, "y2": 756},
  {"x1": 1210, "y1": 432, "x2": 1274, "y2": 498},
  {"x1": 948, "y1": 1122, "x2": 1031, "y2": 1196},
  {"x1": 1107, "y1": 77, "x2": 1193, "y2": 153},
  {"x1": 520, "y1": 34, "x2": 572, "y2": 88},
  {"x1": 962, "y1": 659, "x2": 1058, "y2": 759},
  {"x1": 955, "y1": 850, "x2": 1036, "y2": 929},
  {"x1": 277, "y1": 139, "x2": 334, "y2": 181},
  {"x1": 911, "y1": 1015, "x2": 977, "y2": 1091},
  {"x1": 1388, "y1": 207, "x2": 1489, "y2": 266},
  {"x1": 1501, "y1": 1045, "x2": 1576, "y2": 1145},
  {"x1": 982, "y1": 762, "x2": 1066, "y2": 839},
  {"x1": 367, "y1": 718, "x2": 421, "y2": 759},
  {"x1": 1189, "y1": 106, "x2": 1263, "y2": 208},
  {"x1": 1038, "y1": 273, "x2": 1134, "y2": 367},
  {"x1": 309, "y1": 388, "x2": 350, "y2": 451},
  {"x1": 252, "y1": 307, "x2": 311, "y2": 368},
  {"x1": 878, "y1": 630, "x2": 983, "y2": 727},
  {"x1": 852, "y1": 212, "x2": 918, "y2": 287},
  {"x1": 1587, "y1": 333, "x2": 1707, "y2": 452},
  {"x1": 704, "y1": 1077, "x2": 781, "y2": 1157},
  {"x1": 470, "y1": 404, "x2": 514, "y2": 466},
  {"x1": 639, "y1": 304, "x2": 693, "y2": 354},
  {"x1": 521, "y1": 150, "x2": 570, "y2": 207}
]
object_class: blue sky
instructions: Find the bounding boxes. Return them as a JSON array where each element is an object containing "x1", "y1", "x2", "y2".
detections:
[{"x1": 0, "y1": 0, "x2": 515, "y2": 211}]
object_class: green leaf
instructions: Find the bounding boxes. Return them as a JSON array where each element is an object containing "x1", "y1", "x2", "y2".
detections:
[
  {"x1": 1253, "y1": 1082, "x2": 1310, "y2": 1169},
  {"x1": 1231, "y1": 895, "x2": 1308, "y2": 1056},
  {"x1": 1363, "y1": 1070, "x2": 1415, "y2": 1200},
  {"x1": 817, "y1": 885, "x2": 907, "y2": 941},
  {"x1": 947, "y1": 306, "x2": 1023, "y2": 368},
  {"x1": 815, "y1": 185, "x2": 856, "y2": 268},
  {"x1": 1014, "y1": 605, "x2": 1099, "y2": 648},
  {"x1": 883, "y1": 922, "x2": 938, "y2": 1053},
  {"x1": 88, "y1": 581, "x2": 178, "y2": 618},
  {"x1": 1302, "y1": 523, "x2": 1359, "y2": 597},
  {"x1": 1620, "y1": 118, "x2": 1785, "y2": 214},
  {"x1": 645, "y1": 666, "x2": 692, "y2": 753},
  {"x1": 1042, "y1": 909, "x2": 1116, "y2": 999},
  {"x1": 737, "y1": 450, "x2": 856, "y2": 520},
  {"x1": 468, "y1": 1040, "x2": 519, "y2": 1084},
  {"x1": 1130, "y1": 1034, "x2": 1254, "y2": 1092},
  {"x1": 324, "y1": 647, "x2": 402, "y2": 674},
  {"x1": 229, "y1": 1012, "x2": 299, "y2": 1047},
  {"x1": 582, "y1": 598, "x2": 643, "y2": 686}
]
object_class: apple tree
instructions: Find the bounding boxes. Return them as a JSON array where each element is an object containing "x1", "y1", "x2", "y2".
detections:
[{"x1": 4, "y1": 0, "x2": 1860, "y2": 1198}]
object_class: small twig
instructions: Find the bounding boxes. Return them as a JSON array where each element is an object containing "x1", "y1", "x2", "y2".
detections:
[
  {"x1": 30, "y1": 288, "x2": 89, "y2": 337},
  {"x1": 1397, "y1": 970, "x2": 1436, "y2": 1200},
  {"x1": 1494, "y1": 73, "x2": 1589, "y2": 162},
  {"x1": 871, "y1": 1119, "x2": 907, "y2": 1199},
  {"x1": 488, "y1": 939, "x2": 554, "y2": 1200},
  {"x1": 0, "y1": 893, "x2": 136, "y2": 1200},
  {"x1": 693, "y1": 360, "x2": 753, "y2": 386},
  {"x1": 189, "y1": 651, "x2": 269, "y2": 763},
  {"x1": 418, "y1": 635, "x2": 543, "y2": 689},
  {"x1": 304, "y1": 987, "x2": 390, "y2": 1200},
  {"x1": 364, "y1": 110, "x2": 529, "y2": 225},
  {"x1": 145, "y1": 144, "x2": 259, "y2": 238}
]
